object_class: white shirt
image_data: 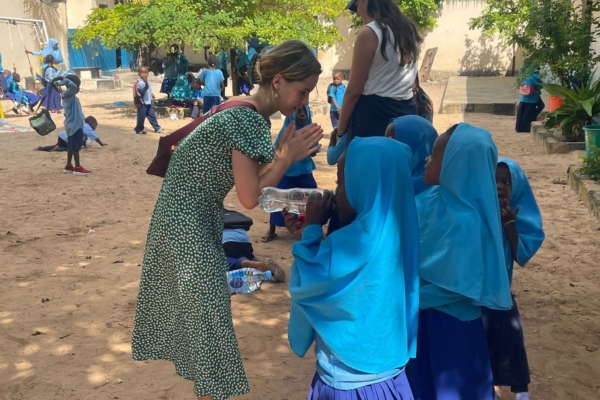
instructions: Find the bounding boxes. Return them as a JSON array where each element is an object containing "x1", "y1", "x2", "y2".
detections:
[{"x1": 362, "y1": 21, "x2": 417, "y2": 100}]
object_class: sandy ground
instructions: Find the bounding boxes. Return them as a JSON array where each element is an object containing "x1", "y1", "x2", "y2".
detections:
[{"x1": 1, "y1": 77, "x2": 600, "y2": 400}]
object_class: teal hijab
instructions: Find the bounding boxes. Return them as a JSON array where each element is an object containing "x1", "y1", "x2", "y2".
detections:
[
  {"x1": 392, "y1": 115, "x2": 438, "y2": 195},
  {"x1": 170, "y1": 74, "x2": 191, "y2": 101},
  {"x1": 498, "y1": 158, "x2": 545, "y2": 283},
  {"x1": 417, "y1": 123, "x2": 512, "y2": 321},
  {"x1": 289, "y1": 137, "x2": 420, "y2": 373}
]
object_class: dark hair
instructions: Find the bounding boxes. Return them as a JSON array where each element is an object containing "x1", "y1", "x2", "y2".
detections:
[
  {"x1": 13, "y1": 73, "x2": 21, "y2": 82},
  {"x1": 85, "y1": 116, "x2": 97, "y2": 127},
  {"x1": 66, "y1": 74, "x2": 81, "y2": 89},
  {"x1": 170, "y1": 44, "x2": 180, "y2": 54},
  {"x1": 207, "y1": 54, "x2": 217, "y2": 68},
  {"x1": 194, "y1": 78, "x2": 202, "y2": 85},
  {"x1": 45, "y1": 54, "x2": 54, "y2": 64},
  {"x1": 367, "y1": 0, "x2": 423, "y2": 66}
]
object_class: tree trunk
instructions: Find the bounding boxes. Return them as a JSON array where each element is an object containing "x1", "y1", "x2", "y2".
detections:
[{"x1": 230, "y1": 48, "x2": 239, "y2": 96}]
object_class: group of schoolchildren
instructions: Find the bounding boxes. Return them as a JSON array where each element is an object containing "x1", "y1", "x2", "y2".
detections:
[{"x1": 263, "y1": 72, "x2": 544, "y2": 400}]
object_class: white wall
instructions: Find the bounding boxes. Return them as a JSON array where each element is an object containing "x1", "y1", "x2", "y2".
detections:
[{"x1": 67, "y1": 0, "x2": 113, "y2": 30}]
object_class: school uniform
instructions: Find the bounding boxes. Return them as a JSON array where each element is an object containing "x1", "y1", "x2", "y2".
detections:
[
  {"x1": 160, "y1": 54, "x2": 187, "y2": 94},
  {"x1": 189, "y1": 88, "x2": 204, "y2": 119},
  {"x1": 58, "y1": 77, "x2": 85, "y2": 151},
  {"x1": 222, "y1": 228, "x2": 255, "y2": 271},
  {"x1": 40, "y1": 123, "x2": 98, "y2": 152},
  {"x1": 406, "y1": 123, "x2": 513, "y2": 400},
  {"x1": 135, "y1": 79, "x2": 161, "y2": 134},
  {"x1": 328, "y1": 83, "x2": 346, "y2": 129},
  {"x1": 40, "y1": 65, "x2": 62, "y2": 111},
  {"x1": 516, "y1": 73, "x2": 544, "y2": 132},
  {"x1": 270, "y1": 107, "x2": 317, "y2": 227},
  {"x1": 481, "y1": 158, "x2": 545, "y2": 394},
  {"x1": 199, "y1": 69, "x2": 224, "y2": 113},
  {"x1": 290, "y1": 137, "x2": 419, "y2": 399},
  {"x1": 348, "y1": 21, "x2": 417, "y2": 140}
]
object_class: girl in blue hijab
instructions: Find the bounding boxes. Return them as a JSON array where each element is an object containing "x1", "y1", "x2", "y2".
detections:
[
  {"x1": 289, "y1": 136, "x2": 420, "y2": 400},
  {"x1": 406, "y1": 123, "x2": 513, "y2": 400},
  {"x1": 482, "y1": 158, "x2": 545, "y2": 400},
  {"x1": 26, "y1": 38, "x2": 64, "y2": 69},
  {"x1": 385, "y1": 115, "x2": 438, "y2": 195}
]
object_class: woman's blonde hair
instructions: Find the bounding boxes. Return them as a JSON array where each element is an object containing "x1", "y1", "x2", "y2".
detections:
[{"x1": 256, "y1": 40, "x2": 322, "y2": 87}]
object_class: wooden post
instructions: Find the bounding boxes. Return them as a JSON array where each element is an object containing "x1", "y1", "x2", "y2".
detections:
[
  {"x1": 230, "y1": 48, "x2": 239, "y2": 96},
  {"x1": 418, "y1": 47, "x2": 438, "y2": 83}
]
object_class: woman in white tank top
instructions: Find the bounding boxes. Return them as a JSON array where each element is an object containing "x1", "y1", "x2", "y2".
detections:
[{"x1": 337, "y1": 0, "x2": 423, "y2": 140}]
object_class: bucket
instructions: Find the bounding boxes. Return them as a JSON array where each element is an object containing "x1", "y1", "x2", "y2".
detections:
[
  {"x1": 549, "y1": 95, "x2": 565, "y2": 111},
  {"x1": 583, "y1": 125, "x2": 600, "y2": 157}
]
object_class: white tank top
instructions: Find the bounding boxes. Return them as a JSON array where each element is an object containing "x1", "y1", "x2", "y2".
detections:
[{"x1": 362, "y1": 21, "x2": 417, "y2": 100}]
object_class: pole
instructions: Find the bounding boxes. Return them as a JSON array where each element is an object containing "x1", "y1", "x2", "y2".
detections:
[
  {"x1": 7, "y1": 22, "x2": 16, "y2": 73},
  {"x1": 14, "y1": 20, "x2": 35, "y2": 77}
]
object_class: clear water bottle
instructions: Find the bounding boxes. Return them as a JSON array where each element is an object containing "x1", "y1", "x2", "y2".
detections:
[
  {"x1": 258, "y1": 187, "x2": 323, "y2": 215},
  {"x1": 227, "y1": 268, "x2": 273, "y2": 295}
]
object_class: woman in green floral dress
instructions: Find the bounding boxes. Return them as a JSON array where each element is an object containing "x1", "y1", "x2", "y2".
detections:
[{"x1": 131, "y1": 41, "x2": 323, "y2": 400}]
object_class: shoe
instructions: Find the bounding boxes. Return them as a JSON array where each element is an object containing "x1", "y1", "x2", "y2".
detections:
[
  {"x1": 73, "y1": 166, "x2": 92, "y2": 176},
  {"x1": 22, "y1": 107, "x2": 30, "y2": 115},
  {"x1": 12, "y1": 106, "x2": 19, "y2": 115},
  {"x1": 135, "y1": 131, "x2": 147, "y2": 134},
  {"x1": 63, "y1": 164, "x2": 74, "y2": 174},
  {"x1": 155, "y1": 128, "x2": 164, "y2": 133}
]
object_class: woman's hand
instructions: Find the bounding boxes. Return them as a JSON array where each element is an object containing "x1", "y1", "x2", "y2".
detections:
[
  {"x1": 277, "y1": 122, "x2": 323, "y2": 164},
  {"x1": 305, "y1": 190, "x2": 334, "y2": 226}
]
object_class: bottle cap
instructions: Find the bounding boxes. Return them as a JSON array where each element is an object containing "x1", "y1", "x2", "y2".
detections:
[{"x1": 265, "y1": 270, "x2": 273, "y2": 281}]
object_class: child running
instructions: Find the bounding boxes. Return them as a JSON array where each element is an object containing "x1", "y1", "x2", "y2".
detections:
[
  {"x1": 385, "y1": 115, "x2": 438, "y2": 195},
  {"x1": 327, "y1": 71, "x2": 346, "y2": 129},
  {"x1": 36, "y1": 116, "x2": 106, "y2": 152},
  {"x1": 198, "y1": 54, "x2": 224, "y2": 114},
  {"x1": 289, "y1": 136, "x2": 419, "y2": 399},
  {"x1": 53, "y1": 75, "x2": 91, "y2": 176},
  {"x1": 263, "y1": 105, "x2": 317, "y2": 242},
  {"x1": 134, "y1": 66, "x2": 162, "y2": 135},
  {"x1": 482, "y1": 158, "x2": 545, "y2": 400},
  {"x1": 406, "y1": 123, "x2": 513, "y2": 400}
]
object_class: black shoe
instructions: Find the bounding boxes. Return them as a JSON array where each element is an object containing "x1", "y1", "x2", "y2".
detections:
[{"x1": 135, "y1": 131, "x2": 147, "y2": 134}]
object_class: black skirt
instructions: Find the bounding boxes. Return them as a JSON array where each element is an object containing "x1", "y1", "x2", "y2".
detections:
[{"x1": 515, "y1": 100, "x2": 545, "y2": 133}]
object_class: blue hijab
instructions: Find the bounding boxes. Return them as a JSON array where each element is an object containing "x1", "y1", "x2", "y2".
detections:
[
  {"x1": 274, "y1": 106, "x2": 316, "y2": 177},
  {"x1": 392, "y1": 115, "x2": 438, "y2": 195},
  {"x1": 498, "y1": 158, "x2": 545, "y2": 283},
  {"x1": 289, "y1": 137, "x2": 420, "y2": 373},
  {"x1": 417, "y1": 123, "x2": 512, "y2": 321},
  {"x1": 40, "y1": 38, "x2": 64, "y2": 65}
]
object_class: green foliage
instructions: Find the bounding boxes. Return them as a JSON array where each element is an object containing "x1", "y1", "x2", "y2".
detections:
[
  {"x1": 468, "y1": 0, "x2": 532, "y2": 45},
  {"x1": 543, "y1": 79, "x2": 600, "y2": 141},
  {"x1": 577, "y1": 146, "x2": 600, "y2": 181},
  {"x1": 350, "y1": 0, "x2": 443, "y2": 31}
]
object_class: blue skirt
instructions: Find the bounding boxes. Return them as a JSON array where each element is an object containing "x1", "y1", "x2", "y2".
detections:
[
  {"x1": 160, "y1": 78, "x2": 177, "y2": 94},
  {"x1": 481, "y1": 294, "x2": 530, "y2": 389},
  {"x1": 203, "y1": 96, "x2": 221, "y2": 114},
  {"x1": 40, "y1": 84, "x2": 62, "y2": 111},
  {"x1": 405, "y1": 308, "x2": 496, "y2": 400},
  {"x1": 269, "y1": 173, "x2": 317, "y2": 227},
  {"x1": 349, "y1": 94, "x2": 417, "y2": 139},
  {"x1": 308, "y1": 371, "x2": 414, "y2": 400}
]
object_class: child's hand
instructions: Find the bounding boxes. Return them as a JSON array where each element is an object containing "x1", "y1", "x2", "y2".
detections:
[
  {"x1": 305, "y1": 190, "x2": 334, "y2": 226},
  {"x1": 499, "y1": 198, "x2": 519, "y2": 226},
  {"x1": 282, "y1": 207, "x2": 304, "y2": 238}
]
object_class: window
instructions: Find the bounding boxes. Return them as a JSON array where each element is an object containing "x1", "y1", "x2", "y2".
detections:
[{"x1": 99, "y1": 4, "x2": 108, "y2": 8}]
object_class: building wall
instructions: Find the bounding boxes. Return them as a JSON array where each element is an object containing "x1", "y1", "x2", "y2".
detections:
[
  {"x1": 319, "y1": 0, "x2": 522, "y2": 78},
  {"x1": 67, "y1": 0, "x2": 113, "y2": 30}
]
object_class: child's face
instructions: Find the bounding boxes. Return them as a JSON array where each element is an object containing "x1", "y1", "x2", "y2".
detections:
[
  {"x1": 3, "y1": 70, "x2": 8, "y2": 78},
  {"x1": 335, "y1": 152, "x2": 357, "y2": 224},
  {"x1": 193, "y1": 81, "x2": 202, "y2": 90},
  {"x1": 139, "y1": 68, "x2": 149, "y2": 80},
  {"x1": 333, "y1": 73, "x2": 343, "y2": 86},
  {"x1": 496, "y1": 163, "x2": 512, "y2": 200},
  {"x1": 295, "y1": 106, "x2": 308, "y2": 126},
  {"x1": 423, "y1": 130, "x2": 452, "y2": 185}
]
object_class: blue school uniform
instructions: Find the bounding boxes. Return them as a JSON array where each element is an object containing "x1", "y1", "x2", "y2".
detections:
[
  {"x1": 57, "y1": 77, "x2": 85, "y2": 139},
  {"x1": 290, "y1": 137, "x2": 419, "y2": 399},
  {"x1": 40, "y1": 65, "x2": 62, "y2": 111},
  {"x1": 392, "y1": 115, "x2": 438, "y2": 195},
  {"x1": 482, "y1": 158, "x2": 545, "y2": 392},
  {"x1": 406, "y1": 123, "x2": 512, "y2": 400},
  {"x1": 326, "y1": 134, "x2": 347, "y2": 165},
  {"x1": 199, "y1": 68, "x2": 224, "y2": 113},
  {"x1": 328, "y1": 83, "x2": 346, "y2": 129},
  {"x1": 270, "y1": 107, "x2": 317, "y2": 227},
  {"x1": 32, "y1": 38, "x2": 64, "y2": 69},
  {"x1": 516, "y1": 72, "x2": 545, "y2": 132}
]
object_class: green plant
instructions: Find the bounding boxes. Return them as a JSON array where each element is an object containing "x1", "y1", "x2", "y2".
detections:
[
  {"x1": 543, "y1": 79, "x2": 600, "y2": 141},
  {"x1": 577, "y1": 146, "x2": 600, "y2": 181}
]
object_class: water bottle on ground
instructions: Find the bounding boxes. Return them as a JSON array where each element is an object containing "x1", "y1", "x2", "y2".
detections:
[
  {"x1": 258, "y1": 187, "x2": 323, "y2": 215},
  {"x1": 227, "y1": 268, "x2": 273, "y2": 295}
]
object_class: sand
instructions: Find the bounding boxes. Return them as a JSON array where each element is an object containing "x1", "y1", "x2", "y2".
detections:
[{"x1": 1, "y1": 78, "x2": 600, "y2": 400}]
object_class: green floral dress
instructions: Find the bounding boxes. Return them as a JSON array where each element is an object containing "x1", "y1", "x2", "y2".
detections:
[{"x1": 132, "y1": 107, "x2": 273, "y2": 399}]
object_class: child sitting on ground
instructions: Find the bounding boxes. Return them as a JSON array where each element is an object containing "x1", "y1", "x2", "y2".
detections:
[
  {"x1": 52, "y1": 74, "x2": 92, "y2": 175},
  {"x1": 36, "y1": 116, "x2": 106, "y2": 152},
  {"x1": 263, "y1": 105, "x2": 317, "y2": 243},
  {"x1": 481, "y1": 158, "x2": 545, "y2": 400},
  {"x1": 189, "y1": 78, "x2": 204, "y2": 119}
]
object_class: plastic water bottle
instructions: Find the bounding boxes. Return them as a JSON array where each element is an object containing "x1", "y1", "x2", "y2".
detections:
[
  {"x1": 227, "y1": 268, "x2": 273, "y2": 295},
  {"x1": 258, "y1": 187, "x2": 323, "y2": 215}
]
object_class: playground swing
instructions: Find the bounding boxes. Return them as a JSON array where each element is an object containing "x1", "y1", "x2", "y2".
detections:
[{"x1": 5, "y1": 20, "x2": 43, "y2": 95}]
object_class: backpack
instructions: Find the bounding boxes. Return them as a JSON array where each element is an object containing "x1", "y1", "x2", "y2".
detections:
[
  {"x1": 326, "y1": 83, "x2": 337, "y2": 104},
  {"x1": 133, "y1": 81, "x2": 142, "y2": 109},
  {"x1": 519, "y1": 84, "x2": 535, "y2": 96},
  {"x1": 223, "y1": 209, "x2": 254, "y2": 231}
]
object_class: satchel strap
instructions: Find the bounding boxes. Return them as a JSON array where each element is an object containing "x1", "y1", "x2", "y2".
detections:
[{"x1": 160, "y1": 100, "x2": 257, "y2": 149}]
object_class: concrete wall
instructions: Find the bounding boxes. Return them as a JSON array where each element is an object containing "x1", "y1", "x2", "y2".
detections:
[
  {"x1": 318, "y1": 0, "x2": 521, "y2": 78},
  {"x1": 67, "y1": 0, "x2": 113, "y2": 30},
  {"x1": 593, "y1": 11, "x2": 600, "y2": 82}
]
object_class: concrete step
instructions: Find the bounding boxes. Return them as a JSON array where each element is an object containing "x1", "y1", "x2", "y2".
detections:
[{"x1": 80, "y1": 78, "x2": 123, "y2": 91}]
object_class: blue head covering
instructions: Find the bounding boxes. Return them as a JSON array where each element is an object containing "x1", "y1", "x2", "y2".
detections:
[
  {"x1": 417, "y1": 123, "x2": 512, "y2": 321},
  {"x1": 41, "y1": 38, "x2": 64, "y2": 65},
  {"x1": 275, "y1": 106, "x2": 316, "y2": 177},
  {"x1": 392, "y1": 115, "x2": 438, "y2": 195},
  {"x1": 289, "y1": 137, "x2": 420, "y2": 373},
  {"x1": 235, "y1": 49, "x2": 250, "y2": 73},
  {"x1": 498, "y1": 158, "x2": 545, "y2": 283},
  {"x1": 170, "y1": 74, "x2": 191, "y2": 101}
]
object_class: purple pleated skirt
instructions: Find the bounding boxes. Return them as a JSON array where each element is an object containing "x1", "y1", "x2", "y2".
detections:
[
  {"x1": 40, "y1": 84, "x2": 62, "y2": 111},
  {"x1": 308, "y1": 371, "x2": 414, "y2": 400}
]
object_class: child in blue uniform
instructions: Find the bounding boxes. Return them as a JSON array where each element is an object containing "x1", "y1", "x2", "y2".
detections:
[
  {"x1": 262, "y1": 105, "x2": 317, "y2": 242},
  {"x1": 289, "y1": 137, "x2": 419, "y2": 399},
  {"x1": 189, "y1": 79, "x2": 204, "y2": 119},
  {"x1": 37, "y1": 116, "x2": 105, "y2": 152},
  {"x1": 199, "y1": 55, "x2": 224, "y2": 113},
  {"x1": 516, "y1": 71, "x2": 544, "y2": 132},
  {"x1": 482, "y1": 158, "x2": 545, "y2": 400},
  {"x1": 406, "y1": 123, "x2": 513, "y2": 400},
  {"x1": 328, "y1": 71, "x2": 346, "y2": 129}
]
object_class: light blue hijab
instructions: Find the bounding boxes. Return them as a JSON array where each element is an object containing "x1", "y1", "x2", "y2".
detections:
[
  {"x1": 289, "y1": 137, "x2": 420, "y2": 373},
  {"x1": 498, "y1": 158, "x2": 545, "y2": 283},
  {"x1": 392, "y1": 115, "x2": 438, "y2": 195},
  {"x1": 417, "y1": 123, "x2": 512, "y2": 321},
  {"x1": 39, "y1": 38, "x2": 64, "y2": 65}
]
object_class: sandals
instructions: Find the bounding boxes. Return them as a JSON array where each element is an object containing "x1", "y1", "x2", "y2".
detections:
[{"x1": 264, "y1": 258, "x2": 286, "y2": 283}]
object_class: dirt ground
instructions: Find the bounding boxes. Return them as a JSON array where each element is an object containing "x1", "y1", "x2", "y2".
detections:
[{"x1": 1, "y1": 77, "x2": 600, "y2": 400}]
